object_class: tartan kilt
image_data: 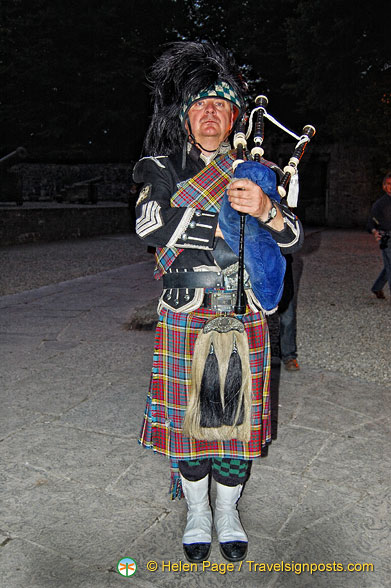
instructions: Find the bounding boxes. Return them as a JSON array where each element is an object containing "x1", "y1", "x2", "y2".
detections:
[{"x1": 139, "y1": 305, "x2": 271, "y2": 495}]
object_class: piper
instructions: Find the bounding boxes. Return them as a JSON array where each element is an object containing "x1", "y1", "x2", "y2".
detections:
[{"x1": 134, "y1": 40, "x2": 304, "y2": 563}]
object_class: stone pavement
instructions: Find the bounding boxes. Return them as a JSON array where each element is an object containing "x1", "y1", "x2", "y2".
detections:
[{"x1": 0, "y1": 255, "x2": 390, "y2": 587}]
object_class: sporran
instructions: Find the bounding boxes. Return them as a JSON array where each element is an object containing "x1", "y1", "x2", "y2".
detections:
[{"x1": 183, "y1": 315, "x2": 252, "y2": 442}]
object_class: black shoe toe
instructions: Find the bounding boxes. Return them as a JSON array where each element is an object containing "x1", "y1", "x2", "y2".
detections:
[
  {"x1": 183, "y1": 542, "x2": 211, "y2": 563},
  {"x1": 220, "y1": 541, "x2": 248, "y2": 562}
]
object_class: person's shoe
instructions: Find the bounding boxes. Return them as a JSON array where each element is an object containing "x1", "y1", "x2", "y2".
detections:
[
  {"x1": 180, "y1": 474, "x2": 212, "y2": 563},
  {"x1": 214, "y1": 482, "x2": 248, "y2": 562},
  {"x1": 283, "y1": 358, "x2": 300, "y2": 371},
  {"x1": 373, "y1": 290, "x2": 386, "y2": 299}
]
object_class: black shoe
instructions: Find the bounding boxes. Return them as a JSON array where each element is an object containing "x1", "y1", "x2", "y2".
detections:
[
  {"x1": 219, "y1": 540, "x2": 248, "y2": 562},
  {"x1": 183, "y1": 542, "x2": 211, "y2": 563},
  {"x1": 373, "y1": 290, "x2": 386, "y2": 299}
]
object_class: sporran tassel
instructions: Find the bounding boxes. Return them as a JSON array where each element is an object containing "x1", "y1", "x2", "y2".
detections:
[
  {"x1": 199, "y1": 341, "x2": 224, "y2": 427},
  {"x1": 223, "y1": 337, "x2": 244, "y2": 426}
]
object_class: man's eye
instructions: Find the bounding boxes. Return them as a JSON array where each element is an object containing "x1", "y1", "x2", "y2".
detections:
[{"x1": 194, "y1": 101, "x2": 204, "y2": 108}]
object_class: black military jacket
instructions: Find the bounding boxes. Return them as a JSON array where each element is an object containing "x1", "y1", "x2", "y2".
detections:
[{"x1": 133, "y1": 145, "x2": 303, "y2": 312}]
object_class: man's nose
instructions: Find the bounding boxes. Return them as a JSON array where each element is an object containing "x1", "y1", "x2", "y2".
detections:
[{"x1": 204, "y1": 101, "x2": 216, "y2": 113}]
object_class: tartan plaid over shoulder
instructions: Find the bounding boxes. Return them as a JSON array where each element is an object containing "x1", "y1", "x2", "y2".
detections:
[{"x1": 153, "y1": 152, "x2": 235, "y2": 279}]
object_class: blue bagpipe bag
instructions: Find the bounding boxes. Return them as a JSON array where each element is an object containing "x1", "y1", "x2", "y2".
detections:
[{"x1": 219, "y1": 160, "x2": 286, "y2": 311}]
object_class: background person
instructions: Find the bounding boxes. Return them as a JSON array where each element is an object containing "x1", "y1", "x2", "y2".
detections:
[{"x1": 367, "y1": 172, "x2": 391, "y2": 299}]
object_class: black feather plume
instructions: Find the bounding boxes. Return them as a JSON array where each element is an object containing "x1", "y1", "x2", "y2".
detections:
[{"x1": 142, "y1": 41, "x2": 247, "y2": 156}]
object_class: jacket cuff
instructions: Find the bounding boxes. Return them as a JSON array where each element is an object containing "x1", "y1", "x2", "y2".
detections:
[{"x1": 258, "y1": 204, "x2": 302, "y2": 250}]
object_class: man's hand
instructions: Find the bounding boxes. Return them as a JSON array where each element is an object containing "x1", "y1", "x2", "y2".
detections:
[
  {"x1": 227, "y1": 178, "x2": 284, "y2": 231},
  {"x1": 372, "y1": 228, "x2": 381, "y2": 242}
]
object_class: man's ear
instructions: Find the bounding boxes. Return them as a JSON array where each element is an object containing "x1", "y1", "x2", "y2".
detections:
[{"x1": 226, "y1": 110, "x2": 234, "y2": 137}]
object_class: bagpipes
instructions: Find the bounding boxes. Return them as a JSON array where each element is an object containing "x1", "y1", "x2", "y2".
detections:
[
  {"x1": 183, "y1": 97, "x2": 315, "y2": 442},
  {"x1": 221, "y1": 95, "x2": 316, "y2": 313}
]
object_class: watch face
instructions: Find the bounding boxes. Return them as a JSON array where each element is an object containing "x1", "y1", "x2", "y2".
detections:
[
  {"x1": 263, "y1": 202, "x2": 277, "y2": 224},
  {"x1": 270, "y1": 204, "x2": 277, "y2": 218},
  {"x1": 263, "y1": 203, "x2": 277, "y2": 224}
]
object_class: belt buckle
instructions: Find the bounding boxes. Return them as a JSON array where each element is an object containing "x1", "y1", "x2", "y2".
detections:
[{"x1": 210, "y1": 291, "x2": 235, "y2": 312}]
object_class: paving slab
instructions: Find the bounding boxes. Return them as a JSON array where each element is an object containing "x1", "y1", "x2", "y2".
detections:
[
  {"x1": 0, "y1": 537, "x2": 156, "y2": 588},
  {"x1": 0, "y1": 239, "x2": 390, "y2": 587}
]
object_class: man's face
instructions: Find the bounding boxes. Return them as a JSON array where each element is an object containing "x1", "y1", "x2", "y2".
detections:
[
  {"x1": 187, "y1": 98, "x2": 234, "y2": 149},
  {"x1": 383, "y1": 178, "x2": 391, "y2": 196}
]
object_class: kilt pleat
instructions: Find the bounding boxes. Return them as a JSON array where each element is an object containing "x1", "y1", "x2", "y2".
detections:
[{"x1": 138, "y1": 306, "x2": 271, "y2": 497}]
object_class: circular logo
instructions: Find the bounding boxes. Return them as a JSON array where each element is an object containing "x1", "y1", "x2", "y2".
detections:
[{"x1": 117, "y1": 557, "x2": 137, "y2": 577}]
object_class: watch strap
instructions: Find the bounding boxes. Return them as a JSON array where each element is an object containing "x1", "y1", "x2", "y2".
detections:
[{"x1": 263, "y1": 202, "x2": 277, "y2": 224}]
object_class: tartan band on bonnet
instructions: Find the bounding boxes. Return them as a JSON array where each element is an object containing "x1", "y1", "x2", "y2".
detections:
[{"x1": 180, "y1": 81, "x2": 242, "y2": 126}]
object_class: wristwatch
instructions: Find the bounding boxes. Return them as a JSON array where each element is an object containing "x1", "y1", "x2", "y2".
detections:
[{"x1": 263, "y1": 202, "x2": 277, "y2": 224}]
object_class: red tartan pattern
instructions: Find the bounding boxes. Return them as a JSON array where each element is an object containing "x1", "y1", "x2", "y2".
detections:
[
  {"x1": 171, "y1": 153, "x2": 234, "y2": 210},
  {"x1": 139, "y1": 306, "x2": 271, "y2": 463}
]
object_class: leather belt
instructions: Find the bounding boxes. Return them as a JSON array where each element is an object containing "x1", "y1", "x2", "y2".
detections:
[
  {"x1": 201, "y1": 291, "x2": 238, "y2": 312},
  {"x1": 162, "y1": 271, "x2": 224, "y2": 289}
]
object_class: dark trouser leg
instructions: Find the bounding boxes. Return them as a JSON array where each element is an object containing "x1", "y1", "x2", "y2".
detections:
[
  {"x1": 382, "y1": 245, "x2": 391, "y2": 293},
  {"x1": 279, "y1": 255, "x2": 297, "y2": 362},
  {"x1": 371, "y1": 267, "x2": 387, "y2": 293},
  {"x1": 279, "y1": 296, "x2": 297, "y2": 361}
]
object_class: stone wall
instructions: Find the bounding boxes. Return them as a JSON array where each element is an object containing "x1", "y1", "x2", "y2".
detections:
[
  {"x1": 277, "y1": 142, "x2": 375, "y2": 228},
  {"x1": 0, "y1": 204, "x2": 132, "y2": 246},
  {"x1": 4, "y1": 147, "x2": 380, "y2": 229},
  {"x1": 327, "y1": 143, "x2": 374, "y2": 227},
  {"x1": 11, "y1": 162, "x2": 135, "y2": 202}
]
